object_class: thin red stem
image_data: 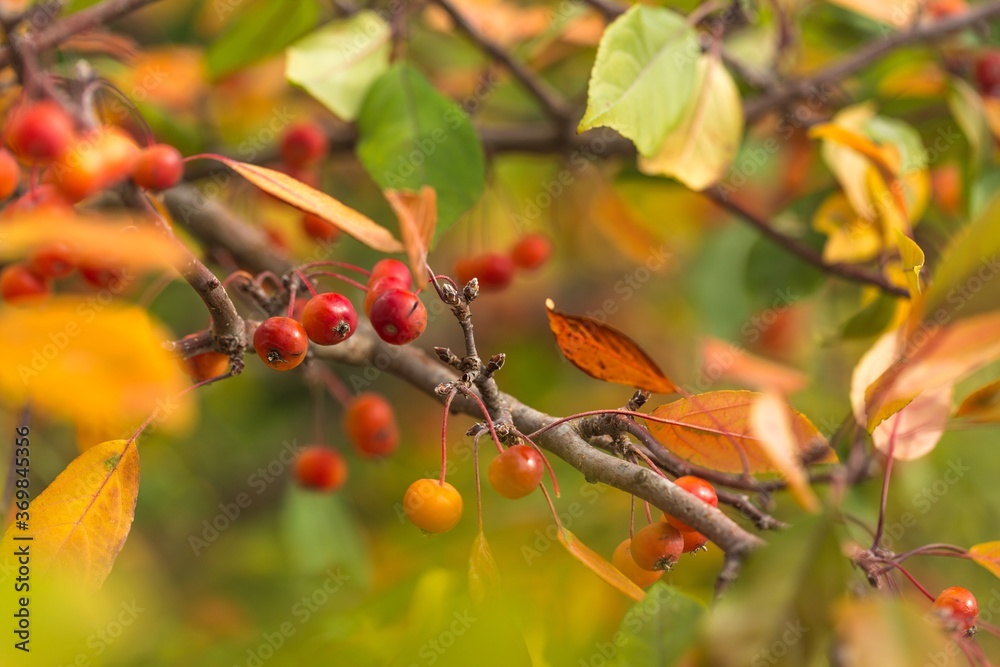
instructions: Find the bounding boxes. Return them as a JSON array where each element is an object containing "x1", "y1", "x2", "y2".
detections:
[
  {"x1": 539, "y1": 483, "x2": 563, "y2": 530},
  {"x1": 457, "y1": 385, "x2": 506, "y2": 455},
  {"x1": 889, "y1": 562, "x2": 935, "y2": 601},
  {"x1": 294, "y1": 269, "x2": 319, "y2": 297},
  {"x1": 305, "y1": 270, "x2": 369, "y2": 292},
  {"x1": 440, "y1": 390, "x2": 457, "y2": 484},
  {"x1": 872, "y1": 416, "x2": 901, "y2": 549},
  {"x1": 299, "y1": 260, "x2": 371, "y2": 277},
  {"x1": 473, "y1": 432, "x2": 485, "y2": 532}
]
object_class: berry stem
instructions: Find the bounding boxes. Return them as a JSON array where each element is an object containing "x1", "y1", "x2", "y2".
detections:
[
  {"x1": 893, "y1": 543, "x2": 969, "y2": 563},
  {"x1": 473, "y1": 432, "x2": 485, "y2": 533},
  {"x1": 299, "y1": 260, "x2": 371, "y2": 277},
  {"x1": 644, "y1": 501, "x2": 653, "y2": 524},
  {"x1": 304, "y1": 270, "x2": 369, "y2": 293},
  {"x1": 440, "y1": 390, "x2": 457, "y2": 484},
  {"x1": 312, "y1": 383, "x2": 325, "y2": 444},
  {"x1": 629, "y1": 496, "x2": 636, "y2": 539},
  {"x1": 315, "y1": 364, "x2": 352, "y2": 408},
  {"x1": 538, "y1": 483, "x2": 564, "y2": 531},
  {"x1": 455, "y1": 385, "x2": 506, "y2": 455},
  {"x1": 293, "y1": 269, "x2": 319, "y2": 297},
  {"x1": 872, "y1": 415, "x2": 902, "y2": 550},
  {"x1": 886, "y1": 561, "x2": 935, "y2": 601}
]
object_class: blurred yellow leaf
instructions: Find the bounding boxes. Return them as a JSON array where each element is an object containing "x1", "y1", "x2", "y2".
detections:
[
  {"x1": 749, "y1": 391, "x2": 821, "y2": 511},
  {"x1": 192, "y1": 155, "x2": 404, "y2": 253},
  {"x1": 112, "y1": 46, "x2": 206, "y2": 111},
  {"x1": 969, "y1": 541, "x2": 1000, "y2": 579},
  {"x1": 558, "y1": 528, "x2": 644, "y2": 602},
  {"x1": 833, "y1": 597, "x2": 959, "y2": 666},
  {"x1": 0, "y1": 298, "x2": 193, "y2": 435},
  {"x1": 955, "y1": 378, "x2": 1000, "y2": 421},
  {"x1": 894, "y1": 230, "x2": 925, "y2": 296},
  {"x1": 824, "y1": 0, "x2": 918, "y2": 27},
  {"x1": 871, "y1": 384, "x2": 952, "y2": 460},
  {"x1": 0, "y1": 439, "x2": 139, "y2": 589},
  {"x1": 814, "y1": 192, "x2": 882, "y2": 263},
  {"x1": 468, "y1": 531, "x2": 502, "y2": 607},
  {"x1": 0, "y1": 211, "x2": 186, "y2": 271}
]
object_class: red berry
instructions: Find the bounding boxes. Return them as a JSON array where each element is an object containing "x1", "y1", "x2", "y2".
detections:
[
  {"x1": 28, "y1": 242, "x2": 76, "y2": 279},
  {"x1": 301, "y1": 212, "x2": 340, "y2": 242},
  {"x1": 293, "y1": 445, "x2": 347, "y2": 492},
  {"x1": 369, "y1": 288, "x2": 427, "y2": 345},
  {"x1": 344, "y1": 392, "x2": 399, "y2": 457},
  {"x1": 79, "y1": 263, "x2": 125, "y2": 290},
  {"x1": 133, "y1": 143, "x2": 183, "y2": 190},
  {"x1": 253, "y1": 316, "x2": 309, "y2": 371},
  {"x1": 510, "y1": 233, "x2": 552, "y2": 270},
  {"x1": 612, "y1": 539, "x2": 664, "y2": 588},
  {"x1": 976, "y1": 51, "x2": 1000, "y2": 96},
  {"x1": 180, "y1": 351, "x2": 230, "y2": 381},
  {"x1": 476, "y1": 252, "x2": 514, "y2": 291},
  {"x1": 629, "y1": 522, "x2": 684, "y2": 571},
  {"x1": 664, "y1": 476, "x2": 718, "y2": 533},
  {"x1": 0, "y1": 263, "x2": 50, "y2": 305},
  {"x1": 681, "y1": 530, "x2": 708, "y2": 553},
  {"x1": 53, "y1": 127, "x2": 139, "y2": 201},
  {"x1": 370, "y1": 258, "x2": 413, "y2": 288},
  {"x1": 280, "y1": 122, "x2": 328, "y2": 168},
  {"x1": 301, "y1": 292, "x2": 357, "y2": 345},
  {"x1": 488, "y1": 444, "x2": 545, "y2": 499},
  {"x1": 933, "y1": 586, "x2": 978, "y2": 634},
  {"x1": 6, "y1": 100, "x2": 75, "y2": 164},
  {"x1": 0, "y1": 148, "x2": 19, "y2": 199},
  {"x1": 403, "y1": 478, "x2": 463, "y2": 533}
]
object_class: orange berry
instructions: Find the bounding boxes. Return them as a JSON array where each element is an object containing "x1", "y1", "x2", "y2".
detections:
[
  {"x1": 403, "y1": 478, "x2": 463, "y2": 533},
  {"x1": 629, "y1": 522, "x2": 683, "y2": 571},
  {"x1": 612, "y1": 538, "x2": 664, "y2": 588}
]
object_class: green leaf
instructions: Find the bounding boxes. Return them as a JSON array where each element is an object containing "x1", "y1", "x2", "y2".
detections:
[
  {"x1": 612, "y1": 582, "x2": 703, "y2": 666},
  {"x1": 206, "y1": 0, "x2": 319, "y2": 81},
  {"x1": 357, "y1": 63, "x2": 486, "y2": 234},
  {"x1": 947, "y1": 77, "x2": 989, "y2": 173},
  {"x1": 579, "y1": 5, "x2": 699, "y2": 156},
  {"x1": 286, "y1": 11, "x2": 391, "y2": 121},
  {"x1": 280, "y1": 486, "x2": 371, "y2": 588},
  {"x1": 744, "y1": 233, "x2": 825, "y2": 311},
  {"x1": 638, "y1": 54, "x2": 744, "y2": 190},
  {"x1": 839, "y1": 292, "x2": 897, "y2": 339},
  {"x1": 700, "y1": 514, "x2": 851, "y2": 665},
  {"x1": 922, "y1": 192, "x2": 1000, "y2": 323}
]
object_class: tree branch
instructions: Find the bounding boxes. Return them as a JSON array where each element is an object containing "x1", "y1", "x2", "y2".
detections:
[{"x1": 0, "y1": 0, "x2": 163, "y2": 69}]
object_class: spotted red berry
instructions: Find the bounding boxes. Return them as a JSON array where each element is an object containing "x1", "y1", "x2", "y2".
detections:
[
  {"x1": 301, "y1": 292, "x2": 357, "y2": 345},
  {"x1": 369, "y1": 288, "x2": 427, "y2": 345},
  {"x1": 253, "y1": 316, "x2": 309, "y2": 371}
]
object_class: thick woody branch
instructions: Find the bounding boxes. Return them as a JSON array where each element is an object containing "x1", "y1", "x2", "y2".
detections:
[{"x1": 164, "y1": 184, "x2": 765, "y2": 559}]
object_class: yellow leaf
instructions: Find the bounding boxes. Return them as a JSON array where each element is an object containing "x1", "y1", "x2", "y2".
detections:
[
  {"x1": 545, "y1": 299, "x2": 677, "y2": 394},
  {"x1": 0, "y1": 211, "x2": 186, "y2": 271},
  {"x1": 0, "y1": 298, "x2": 193, "y2": 435},
  {"x1": 638, "y1": 55, "x2": 744, "y2": 191},
  {"x1": 894, "y1": 230, "x2": 925, "y2": 296},
  {"x1": 813, "y1": 193, "x2": 883, "y2": 264},
  {"x1": 385, "y1": 187, "x2": 437, "y2": 285},
  {"x1": 0, "y1": 440, "x2": 139, "y2": 589},
  {"x1": 970, "y1": 541, "x2": 1000, "y2": 579},
  {"x1": 468, "y1": 531, "x2": 502, "y2": 607},
  {"x1": 749, "y1": 392, "x2": 820, "y2": 511},
  {"x1": 871, "y1": 385, "x2": 952, "y2": 460},
  {"x1": 955, "y1": 378, "x2": 1000, "y2": 422},
  {"x1": 824, "y1": 0, "x2": 919, "y2": 27},
  {"x1": 190, "y1": 154, "x2": 404, "y2": 253},
  {"x1": 558, "y1": 528, "x2": 644, "y2": 602}
]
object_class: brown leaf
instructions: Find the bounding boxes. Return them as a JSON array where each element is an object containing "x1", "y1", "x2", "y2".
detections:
[
  {"x1": 646, "y1": 390, "x2": 832, "y2": 474},
  {"x1": 385, "y1": 186, "x2": 437, "y2": 285},
  {"x1": 955, "y1": 379, "x2": 1000, "y2": 422},
  {"x1": 545, "y1": 299, "x2": 677, "y2": 394},
  {"x1": 191, "y1": 154, "x2": 403, "y2": 253},
  {"x1": 558, "y1": 528, "x2": 644, "y2": 602}
]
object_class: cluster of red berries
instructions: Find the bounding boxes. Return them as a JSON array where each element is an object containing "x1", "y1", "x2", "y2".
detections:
[
  {"x1": 454, "y1": 232, "x2": 552, "y2": 292},
  {"x1": 932, "y1": 586, "x2": 979, "y2": 636},
  {"x1": 289, "y1": 392, "x2": 400, "y2": 493},
  {"x1": 252, "y1": 259, "x2": 427, "y2": 371},
  {"x1": 0, "y1": 242, "x2": 125, "y2": 306},
  {"x1": 271, "y1": 121, "x2": 339, "y2": 245},
  {"x1": 611, "y1": 476, "x2": 718, "y2": 588}
]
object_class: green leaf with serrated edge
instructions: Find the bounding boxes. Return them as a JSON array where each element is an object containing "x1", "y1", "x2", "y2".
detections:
[
  {"x1": 611, "y1": 582, "x2": 703, "y2": 667},
  {"x1": 206, "y1": 0, "x2": 319, "y2": 81},
  {"x1": 839, "y1": 292, "x2": 898, "y2": 339},
  {"x1": 286, "y1": 11, "x2": 390, "y2": 121},
  {"x1": 921, "y1": 192, "x2": 1000, "y2": 323},
  {"x1": 357, "y1": 63, "x2": 485, "y2": 236},
  {"x1": 700, "y1": 514, "x2": 850, "y2": 665},
  {"x1": 638, "y1": 54, "x2": 744, "y2": 190},
  {"x1": 579, "y1": 5, "x2": 699, "y2": 156}
]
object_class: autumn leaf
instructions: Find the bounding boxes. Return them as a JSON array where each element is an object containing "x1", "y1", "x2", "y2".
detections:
[
  {"x1": 385, "y1": 186, "x2": 437, "y2": 286},
  {"x1": 699, "y1": 337, "x2": 808, "y2": 395},
  {"x1": 468, "y1": 531, "x2": 502, "y2": 607},
  {"x1": 545, "y1": 299, "x2": 677, "y2": 394},
  {"x1": 955, "y1": 379, "x2": 1000, "y2": 421},
  {"x1": 0, "y1": 299, "x2": 193, "y2": 436},
  {"x1": 558, "y1": 528, "x2": 644, "y2": 602},
  {"x1": 749, "y1": 392, "x2": 821, "y2": 511},
  {"x1": 871, "y1": 385, "x2": 953, "y2": 461},
  {"x1": 969, "y1": 541, "x2": 1000, "y2": 579},
  {"x1": 188, "y1": 154, "x2": 403, "y2": 253},
  {"x1": 0, "y1": 210, "x2": 186, "y2": 271},
  {"x1": 646, "y1": 390, "x2": 832, "y2": 474},
  {"x1": 0, "y1": 440, "x2": 139, "y2": 589},
  {"x1": 894, "y1": 230, "x2": 925, "y2": 296},
  {"x1": 833, "y1": 597, "x2": 959, "y2": 667}
]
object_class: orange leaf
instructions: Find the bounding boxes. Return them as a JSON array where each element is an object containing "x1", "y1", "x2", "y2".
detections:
[
  {"x1": 545, "y1": 299, "x2": 677, "y2": 394},
  {"x1": 190, "y1": 154, "x2": 403, "y2": 253},
  {"x1": 0, "y1": 439, "x2": 139, "y2": 589},
  {"x1": 468, "y1": 531, "x2": 502, "y2": 607},
  {"x1": 699, "y1": 337, "x2": 808, "y2": 395},
  {"x1": 557, "y1": 528, "x2": 644, "y2": 602},
  {"x1": 646, "y1": 390, "x2": 832, "y2": 474},
  {"x1": 955, "y1": 379, "x2": 1000, "y2": 422},
  {"x1": 749, "y1": 392, "x2": 821, "y2": 511},
  {"x1": 970, "y1": 542, "x2": 1000, "y2": 580},
  {"x1": 385, "y1": 186, "x2": 437, "y2": 285}
]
